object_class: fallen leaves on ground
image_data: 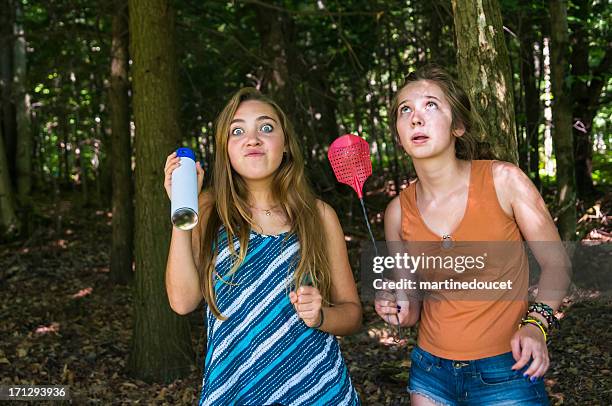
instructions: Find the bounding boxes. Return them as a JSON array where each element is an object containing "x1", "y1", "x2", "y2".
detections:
[{"x1": 0, "y1": 197, "x2": 610, "y2": 405}]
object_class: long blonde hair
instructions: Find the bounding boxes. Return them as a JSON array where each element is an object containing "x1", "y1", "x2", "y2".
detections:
[{"x1": 199, "y1": 88, "x2": 332, "y2": 319}]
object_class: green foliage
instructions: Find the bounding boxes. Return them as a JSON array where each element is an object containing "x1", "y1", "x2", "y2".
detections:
[
  {"x1": 591, "y1": 99, "x2": 612, "y2": 186},
  {"x1": 592, "y1": 152, "x2": 612, "y2": 186},
  {"x1": 8, "y1": 0, "x2": 609, "y2": 198}
]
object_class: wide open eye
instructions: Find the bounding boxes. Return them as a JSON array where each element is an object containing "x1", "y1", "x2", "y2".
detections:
[
  {"x1": 230, "y1": 127, "x2": 244, "y2": 136},
  {"x1": 260, "y1": 123, "x2": 274, "y2": 133}
]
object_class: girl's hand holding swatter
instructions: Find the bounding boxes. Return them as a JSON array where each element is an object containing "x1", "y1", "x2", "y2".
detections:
[{"x1": 374, "y1": 294, "x2": 412, "y2": 327}]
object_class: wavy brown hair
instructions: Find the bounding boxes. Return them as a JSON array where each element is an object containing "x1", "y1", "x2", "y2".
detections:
[
  {"x1": 390, "y1": 64, "x2": 494, "y2": 160},
  {"x1": 199, "y1": 87, "x2": 332, "y2": 319}
]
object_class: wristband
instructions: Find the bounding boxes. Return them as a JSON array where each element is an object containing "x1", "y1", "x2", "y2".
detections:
[{"x1": 312, "y1": 308, "x2": 325, "y2": 329}]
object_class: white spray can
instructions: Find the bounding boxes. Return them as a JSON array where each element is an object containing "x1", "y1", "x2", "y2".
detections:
[{"x1": 171, "y1": 147, "x2": 199, "y2": 230}]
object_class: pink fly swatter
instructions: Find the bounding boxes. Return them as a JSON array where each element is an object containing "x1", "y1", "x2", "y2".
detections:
[
  {"x1": 328, "y1": 134, "x2": 377, "y2": 249},
  {"x1": 328, "y1": 134, "x2": 402, "y2": 340}
]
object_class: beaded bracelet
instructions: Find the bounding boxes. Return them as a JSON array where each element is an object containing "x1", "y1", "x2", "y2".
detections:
[
  {"x1": 528, "y1": 302, "x2": 560, "y2": 330},
  {"x1": 519, "y1": 318, "x2": 548, "y2": 343}
]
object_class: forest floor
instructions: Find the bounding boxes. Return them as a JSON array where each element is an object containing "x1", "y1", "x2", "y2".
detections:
[{"x1": 1, "y1": 191, "x2": 611, "y2": 405}]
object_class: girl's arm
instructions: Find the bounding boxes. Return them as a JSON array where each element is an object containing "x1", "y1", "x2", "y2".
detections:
[
  {"x1": 318, "y1": 200, "x2": 363, "y2": 335},
  {"x1": 374, "y1": 196, "x2": 421, "y2": 327},
  {"x1": 493, "y1": 161, "x2": 570, "y2": 378},
  {"x1": 291, "y1": 201, "x2": 362, "y2": 335},
  {"x1": 492, "y1": 161, "x2": 571, "y2": 316},
  {"x1": 165, "y1": 192, "x2": 212, "y2": 315}
]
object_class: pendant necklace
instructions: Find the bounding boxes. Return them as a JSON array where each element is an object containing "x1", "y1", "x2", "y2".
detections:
[
  {"x1": 250, "y1": 204, "x2": 280, "y2": 216},
  {"x1": 441, "y1": 233, "x2": 454, "y2": 249}
]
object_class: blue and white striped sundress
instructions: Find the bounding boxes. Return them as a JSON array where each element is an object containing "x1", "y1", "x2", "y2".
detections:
[{"x1": 199, "y1": 229, "x2": 361, "y2": 406}]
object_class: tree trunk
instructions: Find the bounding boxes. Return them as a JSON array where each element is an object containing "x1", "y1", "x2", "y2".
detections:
[
  {"x1": 127, "y1": 0, "x2": 193, "y2": 382},
  {"x1": 569, "y1": 0, "x2": 609, "y2": 198},
  {"x1": 425, "y1": 1, "x2": 443, "y2": 64},
  {"x1": 59, "y1": 108, "x2": 71, "y2": 187},
  {"x1": 451, "y1": 0, "x2": 518, "y2": 163},
  {"x1": 0, "y1": 124, "x2": 19, "y2": 239},
  {"x1": 568, "y1": 0, "x2": 591, "y2": 197},
  {"x1": 572, "y1": 49, "x2": 610, "y2": 196},
  {"x1": 385, "y1": 23, "x2": 402, "y2": 192},
  {"x1": 519, "y1": 14, "x2": 541, "y2": 188},
  {"x1": 549, "y1": 0, "x2": 576, "y2": 240},
  {"x1": 308, "y1": 72, "x2": 339, "y2": 145},
  {"x1": 367, "y1": 99, "x2": 384, "y2": 170},
  {"x1": 13, "y1": 0, "x2": 32, "y2": 205},
  {"x1": 78, "y1": 142, "x2": 89, "y2": 206},
  {"x1": 305, "y1": 70, "x2": 339, "y2": 189},
  {"x1": 1, "y1": 0, "x2": 17, "y2": 185},
  {"x1": 513, "y1": 24, "x2": 528, "y2": 173},
  {"x1": 253, "y1": 3, "x2": 294, "y2": 110},
  {"x1": 109, "y1": 0, "x2": 134, "y2": 285}
]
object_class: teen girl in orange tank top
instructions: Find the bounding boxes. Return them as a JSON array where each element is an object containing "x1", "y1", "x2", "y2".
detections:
[{"x1": 374, "y1": 66, "x2": 569, "y2": 406}]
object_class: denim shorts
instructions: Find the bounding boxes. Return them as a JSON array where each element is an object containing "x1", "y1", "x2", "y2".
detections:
[{"x1": 408, "y1": 346, "x2": 549, "y2": 405}]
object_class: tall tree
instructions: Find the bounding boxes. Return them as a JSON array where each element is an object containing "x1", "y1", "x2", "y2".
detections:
[
  {"x1": 0, "y1": 124, "x2": 19, "y2": 239},
  {"x1": 549, "y1": 0, "x2": 576, "y2": 240},
  {"x1": 0, "y1": 0, "x2": 16, "y2": 182},
  {"x1": 569, "y1": 0, "x2": 610, "y2": 198},
  {"x1": 451, "y1": 0, "x2": 518, "y2": 163},
  {"x1": 251, "y1": 2, "x2": 296, "y2": 122},
  {"x1": 127, "y1": 0, "x2": 193, "y2": 382},
  {"x1": 518, "y1": 1, "x2": 542, "y2": 188},
  {"x1": 237, "y1": 4, "x2": 293, "y2": 134},
  {"x1": 14, "y1": 0, "x2": 32, "y2": 205},
  {"x1": 306, "y1": 70, "x2": 339, "y2": 144},
  {"x1": 109, "y1": 0, "x2": 133, "y2": 285}
]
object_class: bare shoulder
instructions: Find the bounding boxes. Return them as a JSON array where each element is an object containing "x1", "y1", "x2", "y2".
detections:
[
  {"x1": 492, "y1": 161, "x2": 537, "y2": 196},
  {"x1": 385, "y1": 195, "x2": 401, "y2": 219},
  {"x1": 384, "y1": 195, "x2": 402, "y2": 241},
  {"x1": 316, "y1": 199, "x2": 340, "y2": 226},
  {"x1": 491, "y1": 161, "x2": 542, "y2": 216},
  {"x1": 492, "y1": 161, "x2": 529, "y2": 186}
]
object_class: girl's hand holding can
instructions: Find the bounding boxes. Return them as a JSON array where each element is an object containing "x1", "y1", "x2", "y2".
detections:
[{"x1": 164, "y1": 151, "x2": 205, "y2": 200}]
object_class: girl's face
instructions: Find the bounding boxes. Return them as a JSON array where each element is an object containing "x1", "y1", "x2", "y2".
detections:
[
  {"x1": 227, "y1": 100, "x2": 286, "y2": 182},
  {"x1": 395, "y1": 80, "x2": 464, "y2": 160}
]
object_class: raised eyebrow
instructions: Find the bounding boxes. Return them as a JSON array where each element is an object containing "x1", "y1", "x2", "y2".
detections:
[
  {"x1": 229, "y1": 118, "x2": 245, "y2": 125},
  {"x1": 256, "y1": 115, "x2": 278, "y2": 123}
]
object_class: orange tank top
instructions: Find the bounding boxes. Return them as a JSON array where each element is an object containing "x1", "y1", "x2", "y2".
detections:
[{"x1": 399, "y1": 160, "x2": 528, "y2": 360}]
